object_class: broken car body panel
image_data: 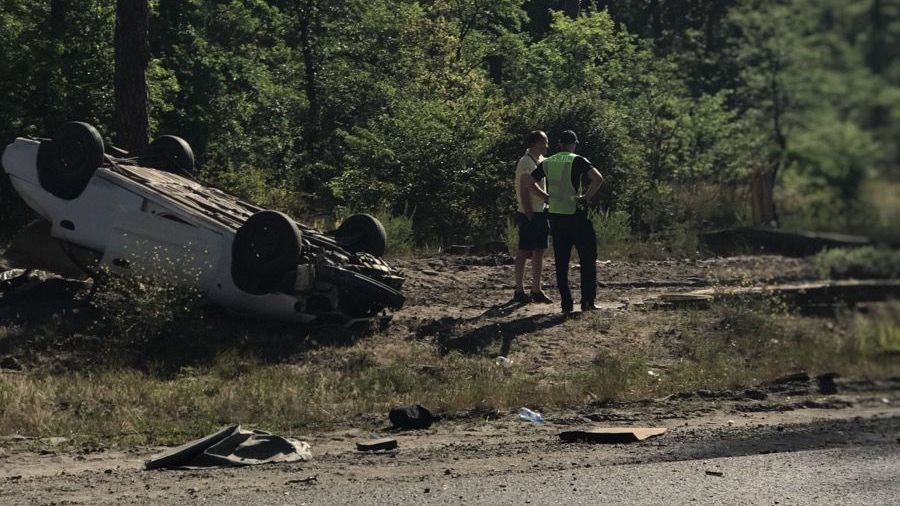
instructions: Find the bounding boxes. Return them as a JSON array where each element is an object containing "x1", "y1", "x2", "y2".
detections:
[{"x1": 2, "y1": 133, "x2": 404, "y2": 323}]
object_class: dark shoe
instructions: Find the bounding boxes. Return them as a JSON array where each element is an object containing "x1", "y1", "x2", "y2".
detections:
[
  {"x1": 531, "y1": 291, "x2": 554, "y2": 304},
  {"x1": 561, "y1": 302, "x2": 574, "y2": 313},
  {"x1": 512, "y1": 291, "x2": 530, "y2": 304},
  {"x1": 581, "y1": 302, "x2": 600, "y2": 311}
]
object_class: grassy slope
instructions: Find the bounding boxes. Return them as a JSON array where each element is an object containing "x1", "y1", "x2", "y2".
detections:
[{"x1": 1, "y1": 299, "x2": 897, "y2": 447}]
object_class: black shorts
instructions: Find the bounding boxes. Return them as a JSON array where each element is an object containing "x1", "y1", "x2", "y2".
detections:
[{"x1": 516, "y1": 211, "x2": 550, "y2": 251}]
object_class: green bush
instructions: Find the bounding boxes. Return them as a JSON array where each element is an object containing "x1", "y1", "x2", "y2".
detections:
[
  {"x1": 1, "y1": 1, "x2": 898, "y2": 253},
  {"x1": 591, "y1": 210, "x2": 632, "y2": 258},
  {"x1": 376, "y1": 208, "x2": 416, "y2": 257},
  {"x1": 504, "y1": 217, "x2": 518, "y2": 256}
]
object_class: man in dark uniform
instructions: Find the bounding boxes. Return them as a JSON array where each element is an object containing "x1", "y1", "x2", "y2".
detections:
[{"x1": 530, "y1": 130, "x2": 604, "y2": 312}]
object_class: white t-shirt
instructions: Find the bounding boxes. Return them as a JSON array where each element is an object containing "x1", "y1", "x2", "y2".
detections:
[{"x1": 515, "y1": 151, "x2": 546, "y2": 214}]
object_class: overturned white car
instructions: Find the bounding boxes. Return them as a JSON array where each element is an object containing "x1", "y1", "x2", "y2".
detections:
[{"x1": 2, "y1": 122, "x2": 404, "y2": 323}]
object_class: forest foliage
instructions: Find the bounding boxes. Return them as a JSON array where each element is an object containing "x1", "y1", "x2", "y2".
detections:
[{"x1": 1, "y1": 0, "x2": 899, "y2": 247}]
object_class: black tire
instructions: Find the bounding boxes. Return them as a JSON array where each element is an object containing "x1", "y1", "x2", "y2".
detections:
[
  {"x1": 334, "y1": 214, "x2": 387, "y2": 257},
  {"x1": 36, "y1": 122, "x2": 104, "y2": 200},
  {"x1": 142, "y1": 135, "x2": 195, "y2": 176},
  {"x1": 231, "y1": 210, "x2": 302, "y2": 294}
]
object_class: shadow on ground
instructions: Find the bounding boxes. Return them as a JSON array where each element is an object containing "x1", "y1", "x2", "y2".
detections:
[
  {"x1": 416, "y1": 302, "x2": 572, "y2": 355},
  {"x1": 666, "y1": 416, "x2": 900, "y2": 462},
  {"x1": 0, "y1": 270, "x2": 379, "y2": 377}
]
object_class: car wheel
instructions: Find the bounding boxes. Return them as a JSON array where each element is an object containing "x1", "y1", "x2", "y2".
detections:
[
  {"x1": 333, "y1": 213, "x2": 387, "y2": 257},
  {"x1": 37, "y1": 122, "x2": 104, "y2": 200},
  {"x1": 142, "y1": 135, "x2": 195, "y2": 176},
  {"x1": 231, "y1": 210, "x2": 302, "y2": 294}
]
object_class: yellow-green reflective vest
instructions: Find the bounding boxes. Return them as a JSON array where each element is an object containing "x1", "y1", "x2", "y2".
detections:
[{"x1": 544, "y1": 152, "x2": 577, "y2": 215}]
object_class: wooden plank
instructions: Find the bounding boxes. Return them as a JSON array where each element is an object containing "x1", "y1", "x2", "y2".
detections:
[
  {"x1": 700, "y1": 226, "x2": 871, "y2": 257},
  {"x1": 651, "y1": 280, "x2": 900, "y2": 308}
]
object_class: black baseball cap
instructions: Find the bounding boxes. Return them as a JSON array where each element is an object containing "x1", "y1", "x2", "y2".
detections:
[{"x1": 559, "y1": 130, "x2": 579, "y2": 144}]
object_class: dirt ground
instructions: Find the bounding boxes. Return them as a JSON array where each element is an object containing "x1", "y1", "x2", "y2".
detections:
[
  {"x1": 0, "y1": 377, "x2": 897, "y2": 504},
  {"x1": 1, "y1": 253, "x2": 898, "y2": 504},
  {"x1": 0, "y1": 253, "x2": 821, "y2": 375},
  {"x1": 377, "y1": 254, "x2": 820, "y2": 372}
]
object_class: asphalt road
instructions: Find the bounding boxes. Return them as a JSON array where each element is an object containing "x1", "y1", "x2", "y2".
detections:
[{"x1": 222, "y1": 444, "x2": 900, "y2": 505}]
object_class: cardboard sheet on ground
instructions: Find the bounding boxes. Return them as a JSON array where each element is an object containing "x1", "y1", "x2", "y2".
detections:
[
  {"x1": 559, "y1": 427, "x2": 667, "y2": 444},
  {"x1": 145, "y1": 425, "x2": 311, "y2": 470}
]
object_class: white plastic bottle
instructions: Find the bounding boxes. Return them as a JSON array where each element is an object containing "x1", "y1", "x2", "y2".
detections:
[{"x1": 518, "y1": 407, "x2": 545, "y2": 424}]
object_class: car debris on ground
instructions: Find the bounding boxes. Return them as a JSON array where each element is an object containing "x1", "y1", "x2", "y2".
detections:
[
  {"x1": 356, "y1": 438, "x2": 399, "y2": 451},
  {"x1": 816, "y1": 372, "x2": 840, "y2": 395},
  {"x1": 144, "y1": 424, "x2": 311, "y2": 470},
  {"x1": 389, "y1": 405, "x2": 434, "y2": 430},
  {"x1": 559, "y1": 427, "x2": 667, "y2": 444}
]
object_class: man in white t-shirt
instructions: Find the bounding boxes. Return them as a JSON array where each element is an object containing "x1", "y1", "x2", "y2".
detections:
[{"x1": 512, "y1": 130, "x2": 553, "y2": 304}]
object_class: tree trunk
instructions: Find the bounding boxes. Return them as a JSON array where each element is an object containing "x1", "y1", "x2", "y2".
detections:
[
  {"x1": 49, "y1": 0, "x2": 68, "y2": 29},
  {"x1": 866, "y1": 0, "x2": 886, "y2": 74},
  {"x1": 649, "y1": 0, "x2": 662, "y2": 39},
  {"x1": 757, "y1": 67, "x2": 786, "y2": 229},
  {"x1": 114, "y1": 0, "x2": 150, "y2": 154},
  {"x1": 751, "y1": 169, "x2": 777, "y2": 227},
  {"x1": 297, "y1": 0, "x2": 321, "y2": 157},
  {"x1": 35, "y1": 0, "x2": 71, "y2": 132},
  {"x1": 562, "y1": 0, "x2": 580, "y2": 19},
  {"x1": 486, "y1": 55, "x2": 503, "y2": 84}
]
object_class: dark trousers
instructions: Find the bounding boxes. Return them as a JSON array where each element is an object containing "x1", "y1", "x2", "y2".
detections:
[{"x1": 548, "y1": 212, "x2": 597, "y2": 309}]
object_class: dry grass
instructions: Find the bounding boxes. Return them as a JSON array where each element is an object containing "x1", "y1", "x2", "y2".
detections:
[
  {"x1": 642, "y1": 302, "x2": 900, "y2": 393},
  {"x1": 1, "y1": 301, "x2": 898, "y2": 447}
]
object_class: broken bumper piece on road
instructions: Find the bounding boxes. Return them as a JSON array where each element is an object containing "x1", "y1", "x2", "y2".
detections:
[{"x1": 145, "y1": 425, "x2": 311, "y2": 470}]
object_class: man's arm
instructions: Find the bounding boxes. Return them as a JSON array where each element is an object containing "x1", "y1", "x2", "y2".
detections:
[
  {"x1": 529, "y1": 164, "x2": 550, "y2": 212},
  {"x1": 529, "y1": 179, "x2": 549, "y2": 205},
  {"x1": 528, "y1": 177, "x2": 550, "y2": 209},
  {"x1": 582, "y1": 167, "x2": 603, "y2": 202},
  {"x1": 573, "y1": 156, "x2": 603, "y2": 208},
  {"x1": 518, "y1": 173, "x2": 536, "y2": 217}
]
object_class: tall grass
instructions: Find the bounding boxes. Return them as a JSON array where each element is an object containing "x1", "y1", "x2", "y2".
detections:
[
  {"x1": 591, "y1": 210, "x2": 632, "y2": 258},
  {"x1": 813, "y1": 246, "x2": 900, "y2": 279},
  {"x1": 650, "y1": 300, "x2": 900, "y2": 393},
  {"x1": 376, "y1": 209, "x2": 416, "y2": 257},
  {"x1": 860, "y1": 179, "x2": 900, "y2": 242},
  {"x1": 504, "y1": 217, "x2": 518, "y2": 256}
]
